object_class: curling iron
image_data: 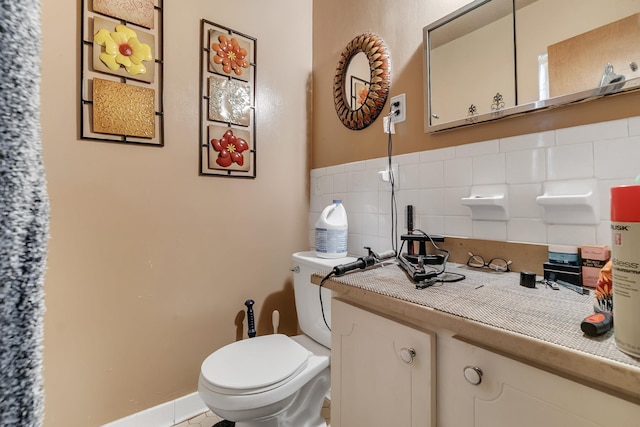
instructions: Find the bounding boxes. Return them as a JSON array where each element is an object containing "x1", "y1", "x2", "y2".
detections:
[{"x1": 332, "y1": 247, "x2": 396, "y2": 276}]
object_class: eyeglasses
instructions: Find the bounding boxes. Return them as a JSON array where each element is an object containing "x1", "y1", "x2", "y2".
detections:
[{"x1": 466, "y1": 252, "x2": 512, "y2": 272}]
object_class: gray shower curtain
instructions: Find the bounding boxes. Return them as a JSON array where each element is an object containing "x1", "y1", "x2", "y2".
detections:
[{"x1": 0, "y1": 0, "x2": 49, "y2": 426}]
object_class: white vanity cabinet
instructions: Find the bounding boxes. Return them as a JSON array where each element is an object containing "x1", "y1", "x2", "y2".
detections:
[
  {"x1": 330, "y1": 298, "x2": 436, "y2": 427},
  {"x1": 331, "y1": 297, "x2": 640, "y2": 427},
  {"x1": 438, "y1": 335, "x2": 640, "y2": 427}
]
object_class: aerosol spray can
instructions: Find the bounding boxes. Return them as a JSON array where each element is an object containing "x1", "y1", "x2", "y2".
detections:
[{"x1": 611, "y1": 185, "x2": 640, "y2": 357}]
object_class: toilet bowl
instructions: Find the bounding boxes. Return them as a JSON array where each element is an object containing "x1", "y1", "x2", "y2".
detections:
[{"x1": 198, "y1": 252, "x2": 355, "y2": 427}]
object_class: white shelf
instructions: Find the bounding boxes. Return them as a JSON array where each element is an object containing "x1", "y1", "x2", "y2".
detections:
[
  {"x1": 536, "y1": 180, "x2": 599, "y2": 224},
  {"x1": 461, "y1": 185, "x2": 508, "y2": 221}
]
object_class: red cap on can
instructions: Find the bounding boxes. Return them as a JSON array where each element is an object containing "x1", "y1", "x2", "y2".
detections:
[{"x1": 611, "y1": 185, "x2": 640, "y2": 222}]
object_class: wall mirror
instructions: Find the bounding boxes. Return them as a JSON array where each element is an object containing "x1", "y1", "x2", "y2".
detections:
[
  {"x1": 334, "y1": 33, "x2": 391, "y2": 130},
  {"x1": 424, "y1": 0, "x2": 640, "y2": 133}
]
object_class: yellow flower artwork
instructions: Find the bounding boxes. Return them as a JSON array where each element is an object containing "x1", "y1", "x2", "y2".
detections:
[
  {"x1": 92, "y1": 17, "x2": 155, "y2": 83},
  {"x1": 95, "y1": 25, "x2": 151, "y2": 75}
]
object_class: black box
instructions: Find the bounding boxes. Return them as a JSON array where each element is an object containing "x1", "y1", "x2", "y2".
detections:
[{"x1": 543, "y1": 262, "x2": 582, "y2": 286}]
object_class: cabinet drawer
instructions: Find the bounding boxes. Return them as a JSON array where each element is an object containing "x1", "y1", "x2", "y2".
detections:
[{"x1": 439, "y1": 336, "x2": 640, "y2": 427}]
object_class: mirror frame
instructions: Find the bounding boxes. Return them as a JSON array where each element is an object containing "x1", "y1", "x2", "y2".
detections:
[
  {"x1": 334, "y1": 33, "x2": 391, "y2": 130},
  {"x1": 424, "y1": 0, "x2": 640, "y2": 133}
]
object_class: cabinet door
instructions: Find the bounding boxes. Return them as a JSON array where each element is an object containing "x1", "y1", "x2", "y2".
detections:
[
  {"x1": 439, "y1": 336, "x2": 640, "y2": 427},
  {"x1": 331, "y1": 299, "x2": 435, "y2": 427}
]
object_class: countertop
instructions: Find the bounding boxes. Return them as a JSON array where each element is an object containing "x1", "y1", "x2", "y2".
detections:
[{"x1": 311, "y1": 261, "x2": 640, "y2": 403}]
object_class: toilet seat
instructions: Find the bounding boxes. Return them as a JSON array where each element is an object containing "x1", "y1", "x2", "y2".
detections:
[{"x1": 200, "y1": 334, "x2": 312, "y2": 395}]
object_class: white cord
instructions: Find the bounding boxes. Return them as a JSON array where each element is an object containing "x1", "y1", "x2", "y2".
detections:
[{"x1": 387, "y1": 110, "x2": 398, "y2": 254}]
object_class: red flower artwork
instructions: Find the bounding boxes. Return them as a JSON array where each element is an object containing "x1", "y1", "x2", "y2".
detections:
[
  {"x1": 211, "y1": 35, "x2": 249, "y2": 76},
  {"x1": 211, "y1": 129, "x2": 249, "y2": 167}
]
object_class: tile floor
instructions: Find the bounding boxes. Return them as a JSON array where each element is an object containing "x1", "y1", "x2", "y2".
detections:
[{"x1": 175, "y1": 398, "x2": 331, "y2": 427}]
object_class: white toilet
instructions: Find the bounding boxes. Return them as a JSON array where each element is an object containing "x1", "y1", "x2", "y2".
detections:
[{"x1": 198, "y1": 251, "x2": 355, "y2": 427}]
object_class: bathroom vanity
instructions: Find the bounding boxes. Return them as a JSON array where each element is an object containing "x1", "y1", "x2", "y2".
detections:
[{"x1": 313, "y1": 263, "x2": 640, "y2": 427}]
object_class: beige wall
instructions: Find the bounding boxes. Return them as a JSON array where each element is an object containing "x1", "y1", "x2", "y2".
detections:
[
  {"x1": 312, "y1": 0, "x2": 640, "y2": 169},
  {"x1": 41, "y1": 1, "x2": 312, "y2": 425}
]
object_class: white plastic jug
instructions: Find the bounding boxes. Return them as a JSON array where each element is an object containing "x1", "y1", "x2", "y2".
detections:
[{"x1": 315, "y1": 199, "x2": 348, "y2": 258}]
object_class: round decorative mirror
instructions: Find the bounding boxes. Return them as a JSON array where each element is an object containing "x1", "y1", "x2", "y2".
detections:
[{"x1": 334, "y1": 33, "x2": 391, "y2": 130}]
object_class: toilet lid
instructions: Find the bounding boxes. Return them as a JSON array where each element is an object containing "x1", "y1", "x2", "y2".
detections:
[{"x1": 201, "y1": 334, "x2": 311, "y2": 392}]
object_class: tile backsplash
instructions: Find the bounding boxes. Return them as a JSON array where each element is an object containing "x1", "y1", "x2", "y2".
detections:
[{"x1": 310, "y1": 117, "x2": 640, "y2": 257}]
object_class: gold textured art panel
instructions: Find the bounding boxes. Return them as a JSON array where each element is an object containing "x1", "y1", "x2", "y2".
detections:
[
  {"x1": 93, "y1": 0, "x2": 155, "y2": 29},
  {"x1": 93, "y1": 78, "x2": 156, "y2": 138}
]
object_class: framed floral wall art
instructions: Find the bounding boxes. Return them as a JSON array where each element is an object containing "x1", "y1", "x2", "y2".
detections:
[
  {"x1": 80, "y1": 0, "x2": 164, "y2": 146},
  {"x1": 199, "y1": 20, "x2": 256, "y2": 178}
]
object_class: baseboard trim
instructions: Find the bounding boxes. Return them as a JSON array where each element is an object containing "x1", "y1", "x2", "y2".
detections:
[{"x1": 101, "y1": 391, "x2": 208, "y2": 427}]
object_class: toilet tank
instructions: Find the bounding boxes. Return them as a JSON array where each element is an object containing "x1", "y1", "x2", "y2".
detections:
[{"x1": 291, "y1": 251, "x2": 356, "y2": 348}]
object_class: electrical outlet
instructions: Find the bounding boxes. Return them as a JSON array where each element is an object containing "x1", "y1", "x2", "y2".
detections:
[{"x1": 390, "y1": 93, "x2": 406, "y2": 124}]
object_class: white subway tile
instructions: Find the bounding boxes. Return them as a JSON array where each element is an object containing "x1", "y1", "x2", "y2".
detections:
[
  {"x1": 455, "y1": 139, "x2": 499, "y2": 157},
  {"x1": 472, "y1": 221, "x2": 507, "y2": 241},
  {"x1": 419, "y1": 146, "x2": 455, "y2": 162},
  {"x1": 395, "y1": 152, "x2": 421, "y2": 165},
  {"x1": 444, "y1": 216, "x2": 473, "y2": 237},
  {"x1": 546, "y1": 142, "x2": 594, "y2": 181},
  {"x1": 419, "y1": 160, "x2": 444, "y2": 189},
  {"x1": 317, "y1": 174, "x2": 334, "y2": 195},
  {"x1": 546, "y1": 224, "x2": 597, "y2": 246},
  {"x1": 472, "y1": 153, "x2": 505, "y2": 185},
  {"x1": 345, "y1": 191, "x2": 363, "y2": 214},
  {"x1": 344, "y1": 160, "x2": 366, "y2": 171},
  {"x1": 333, "y1": 172, "x2": 348, "y2": 193},
  {"x1": 378, "y1": 214, "x2": 393, "y2": 239},
  {"x1": 506, "y1": 149, "x2": 545, "y2": 184},
  {"x1": 419, "y1": 188, "x2": 444, "y2": 216},
  {"x1": 416, "y1": 215, "x2": 445, "y2": 235},
  {"x1": 320, "y1": 194, "x2": 335, "y2": 209},
  {"x1": 507, "y1": 219, "x2": 547, "y2": 244},
  {"x1": 348, "y1": 212, "x2": 363, "y2": 235},
  {"x1": 596, "y1": 221, "x2": 612, "y2": 247},
  {"x1": 399, "y1": 163, "x2": 421, "y2": 189},
  {"x1": 359, "y1": 234, "x2": 379, "y2": 255},
  {"x1": 310, "y1": 167, "x2": 326, "y2": 178},
  {"x1": 556, "y1": 119, "x2": 627, "y2": 145},
  {"x1": 326, "y1": 164, "x2": 345, "y2": 174},
  {"x1": 508, "y1": 183, "x2": 544, "y2": 219},
  {"x1": 310, "y1": 194, "x2": 323, "y2": 213},
  {"x1": 361, "y1": 168, "x2": 380, "y2": 191},
  {"x1": 347, "y1": 233, "x2": 363, "y2": 256},
  {"x1": 378, "y1": 191, "x2": 392, "y2": 214},
  {"x1": 629, "y1": 116, "x2": 640, "y2": 136},
  {"x1": 311, "y1": 176, "x2": 321, "y2": 196},
  {"x1": 444, "y1": 157, "x2": 472, "y2": 187},
  {"x1": 443, "y1": 186, "x2": 471, "y2": 216},
  {"x1": 308, "y1": 115, "x2": 640, "y2": 248},
  {"x1": 365, "y1": 157, "x2": 388, "y2": 170},
  {"x1": 500, "y1": 131, "x2": 555, "y2": 152},
  {"x1": 361, "y1": 191, "x2": 379, "y2": 214},
  {"x1": 347, "y1": 170, "x2": 363, "y2": 193},
  {"x1": 597, "y1": 179, "x2": 633, "y2": 221},
  {"x1": 397, "y1": 189, "x2": 420, "y2": 214},
  {"x1": 361, "y1": 213, "x2": 379, "y2": 236},
  {"x1": 594, "y1": 135, "x2": 640, "y2": 180}
]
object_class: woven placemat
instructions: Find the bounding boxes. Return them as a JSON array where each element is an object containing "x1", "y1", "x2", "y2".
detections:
[{"x1": 317, "y1": 262, "x2": 640, "y2": 368}]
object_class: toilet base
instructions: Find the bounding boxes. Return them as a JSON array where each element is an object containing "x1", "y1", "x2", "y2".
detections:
[{"x1": 211, "y1": 367, "x2": 330, "y2": 427}]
